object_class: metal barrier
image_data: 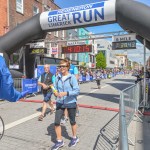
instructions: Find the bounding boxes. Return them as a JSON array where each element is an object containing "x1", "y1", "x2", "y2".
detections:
[
  {"x1": 13, "y1": 78, "x2": 38, "y2": 97},
  {"x1": 13, "y1": 78, "x2": 22, "y2": 92},
  {"x1": 139, "y1": 79, "x2": 149, "y2": 109},
  {"x1": 119, "y1": 83, "x2": 142, "y2": 150}
]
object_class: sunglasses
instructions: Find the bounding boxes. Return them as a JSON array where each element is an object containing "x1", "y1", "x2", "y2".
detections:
[{"x1": 58, "y1": 65, "x2": 68, "y2": 68}]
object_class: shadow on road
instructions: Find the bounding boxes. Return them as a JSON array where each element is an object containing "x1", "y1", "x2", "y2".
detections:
[
  {"x1": 93, "y1": 113, "x2": 119, "y2": 150},
  {"x1": 114, "y1": 78, "x2": 135, "y2": 83},
  {"x1": 47, "y1": 123, "x2": 71, "y2": 143}
]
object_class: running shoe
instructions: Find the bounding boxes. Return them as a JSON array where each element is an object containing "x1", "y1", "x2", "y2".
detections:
[
  {"x1": 51, "y1": 140, "x2": 64, "y2": 150},
  {"x1": 68, "y1": 137, "x2": 79, "y2": 147}
]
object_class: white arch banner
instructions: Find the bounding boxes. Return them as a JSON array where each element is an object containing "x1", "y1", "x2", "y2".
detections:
[{"x1": 40, "y1": 0, "x2": 116, "y2": 30}]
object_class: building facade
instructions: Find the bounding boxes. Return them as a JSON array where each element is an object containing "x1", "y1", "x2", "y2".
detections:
[
  {"x1": 0, "y1": 0, "x2": 67, "y2": 67},
  {"x1": 94, "y1": 39, "x2": 118, "y2": 68},
  {"x1": 115, "y1": 54, "x2": 128, "y2": 69}
]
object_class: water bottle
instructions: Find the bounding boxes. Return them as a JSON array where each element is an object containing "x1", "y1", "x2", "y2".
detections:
[{"x1": 50, "y1": 85, "x2": 58, "y2": 93}]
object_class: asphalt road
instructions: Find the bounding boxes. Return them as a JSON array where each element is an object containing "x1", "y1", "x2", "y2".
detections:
[{"x1": 0, "y1": 74, "x2": 136, "y2": 150}]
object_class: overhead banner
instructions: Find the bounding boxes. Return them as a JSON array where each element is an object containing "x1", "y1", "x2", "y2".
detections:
[{"x1": 40, "y1": 0, "x2": 116, "y2": 30}]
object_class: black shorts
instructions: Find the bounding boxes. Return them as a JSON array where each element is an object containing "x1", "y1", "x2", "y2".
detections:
[{"x1": 54, "y1": 104, "x2": 76, "y2": 126}]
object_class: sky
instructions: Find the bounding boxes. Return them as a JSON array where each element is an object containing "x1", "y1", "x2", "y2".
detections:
[
  {"x1": 54, "y1": 0, "x2": 150, "y2": 64},
  {"x1": 54, "y1": 0, "x2": 150, "y2": 33}
]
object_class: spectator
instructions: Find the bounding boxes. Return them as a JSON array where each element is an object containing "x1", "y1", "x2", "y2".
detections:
[{"x1": 51, "y1": 59, "x2": 80, "y2": 150}]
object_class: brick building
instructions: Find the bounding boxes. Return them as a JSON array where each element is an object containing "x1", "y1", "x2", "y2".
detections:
[
  {"x1": 0, "y1": 0, "x2": 66, "y2": 59},
  {"x1": 0, "y1": 0, "x2": 8, "y2": 35}
]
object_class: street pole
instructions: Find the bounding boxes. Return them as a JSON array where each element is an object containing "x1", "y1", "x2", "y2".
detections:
[
  {"x1": 23, "y1": 46, "x2": 26, "y2": 77},
  {"x1": 143, "y1": 39, "x2": 146, "y2": 107}
]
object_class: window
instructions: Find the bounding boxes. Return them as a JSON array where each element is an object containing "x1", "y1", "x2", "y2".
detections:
[
  {"x1": 61, "y1": 30, "x2": 64, "y2": 39},
  {"x1": 54, "y1": 31, "x2": 58, "y2": 37},
  {"x1": 16, "y1": 0, "x2": 24, "y2": 14},
  {"x1": 51, "y1": 42, "x2": 57, "y2": 47},
  {"x1": 44, "y1": 5, "x2": 51, "y2": 11},
  {"x1": 33, "y1": 6, "x2": 39, "y2": 16},
  {"x1": 68, "y1": 33, "x2": 72, "y2": 39}
]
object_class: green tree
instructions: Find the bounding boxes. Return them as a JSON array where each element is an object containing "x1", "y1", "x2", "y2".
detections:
[{"x1": 96, "y1": 51, "x2": 106, "y2": 69}]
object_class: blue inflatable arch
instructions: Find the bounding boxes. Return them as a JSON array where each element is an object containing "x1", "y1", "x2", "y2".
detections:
[{"x1": 0, "y1": 0, "x2": 150, "y2": 78}]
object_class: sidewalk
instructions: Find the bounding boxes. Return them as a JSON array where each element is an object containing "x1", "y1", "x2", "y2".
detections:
[{"x1": 135, "y1": 113, "x2": 150, "y2": 150}]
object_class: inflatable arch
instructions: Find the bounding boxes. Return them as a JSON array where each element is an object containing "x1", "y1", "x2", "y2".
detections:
[{"x1": 0, "y1": 0, "x2": 150, "y2": 78}]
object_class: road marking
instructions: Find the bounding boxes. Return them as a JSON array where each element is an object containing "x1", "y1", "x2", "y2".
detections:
[
  {"x1": 5, "y1": 112, "x2": 40, "y2": 130},
  {"x1": 4, "y1": 84, "x2": 109, "y2": 130}
]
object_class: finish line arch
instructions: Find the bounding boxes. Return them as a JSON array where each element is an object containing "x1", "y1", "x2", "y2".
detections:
[{"x1": 0, "y1": 0, "x2": 150, "y2": 78}]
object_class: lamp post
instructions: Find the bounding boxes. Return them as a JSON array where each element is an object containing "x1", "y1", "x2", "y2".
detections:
[{"x1": 139, "y1": 62, "x2": 141, "y2": 70}]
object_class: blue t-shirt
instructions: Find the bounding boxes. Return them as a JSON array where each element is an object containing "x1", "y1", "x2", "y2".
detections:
[{"x1": 69, "y1": 64, "x2": 78, "y2": 75}]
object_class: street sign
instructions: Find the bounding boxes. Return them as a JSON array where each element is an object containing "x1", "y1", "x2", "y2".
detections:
[
  {"x1": 30, "y1": 42, "x2": 45, "y2": 48},
  {"x1": 112, "y1": 33, "x2": 136, "y2": 50},
  {"x1": 112, "y1": 33, "x2": 136, "y2": 42},
  {"x1": 29, "y1": 48, "x2": 47, "y2": 54},
  {"x1": 112, "y1": 40, "x2": 136, "y2": 50},
  {"x1": 67, "y1": 41, "x2": 86, "y2": 46}
]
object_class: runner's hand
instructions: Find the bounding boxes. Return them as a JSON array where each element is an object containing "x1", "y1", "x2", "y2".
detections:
[
  {"x1": 58, "y1": 92, "x2": 67, "y2": 98},
  {"x1": 42, "y1": 84, "x2": 48, "y2": 89}
]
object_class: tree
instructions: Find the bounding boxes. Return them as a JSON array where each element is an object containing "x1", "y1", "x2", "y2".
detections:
[{"x1": 96, "y1": 51, "x2": 106, "y2": 69}]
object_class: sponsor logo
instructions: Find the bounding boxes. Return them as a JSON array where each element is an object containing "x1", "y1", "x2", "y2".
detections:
[{"x1": 47, "y1": 2, "x2": 104, "y2": 28}]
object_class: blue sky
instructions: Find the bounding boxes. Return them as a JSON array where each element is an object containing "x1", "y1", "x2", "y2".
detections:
[
  {"x1": 54, "y1": 0, "x2": 150, "y2": 64},
  {"x1": 54, "y1": 0, "x2": 150, "y2": 34}
]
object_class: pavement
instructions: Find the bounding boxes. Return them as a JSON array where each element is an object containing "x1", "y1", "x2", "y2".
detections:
[{"x1": 0, "y1": 74, "x2": 149, "y2": 150}]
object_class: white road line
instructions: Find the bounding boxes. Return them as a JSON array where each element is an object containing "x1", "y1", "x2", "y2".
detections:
[
  {"x1": 4, "y1": 84, "x2": 109, "y2": 130},
  {"x1": 5, "y1": 112, "x2": 40, "y2": 130}
]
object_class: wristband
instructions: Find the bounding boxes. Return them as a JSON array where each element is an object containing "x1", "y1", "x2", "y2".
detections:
[{"x1": 67, "y1": 91, "x2": 69, "y2": 96}]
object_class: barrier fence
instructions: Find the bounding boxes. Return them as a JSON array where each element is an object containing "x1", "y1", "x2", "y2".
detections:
[
  {"x1": 13, "y1": 78, "x2": 38, "y2": 95},
  {"x1": 13, "y1": 71, "x2": 125, "y2": 94},
  {"x1": 13, "y1": 78, "x2": 22, "y2": 92},
  {"x1": 119, "y1": 82, "x2": 142, "y2": 150},
  {"x1": 78, "y1": 71, "x2": 125, "y2": 84}
]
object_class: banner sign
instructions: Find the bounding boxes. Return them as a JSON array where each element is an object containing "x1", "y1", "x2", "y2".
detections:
[
  {"x1": 112, "y1": 41, "x2": 136, "y2": 50},
  {"x1": 112, "y1": 33, "x2": 136, "y2": 42},
  {"x1": 51, "y1": 47, "x2": 58, "y2": 54},
  {"x1": 40, "y1": 0, "x2": 116, "y2": 30},
  {"x1": 22, "y1": 79, "x2": 38, "y2": 93},
  {"x1": 30, "y1": 42, "x2": 45, "y2": 48},
  {"x1": 67, "y1": 41, "x2": 87, "y2": 46},
  {"x1": 29, "y1": 48, "x2": 47, "y2": 54},
  {"x1": 37, "y1": 65, "x2": 45, "y2": 78},
  {"x1": 112, "y1": 33, "x2": 136, "y2": 50}
]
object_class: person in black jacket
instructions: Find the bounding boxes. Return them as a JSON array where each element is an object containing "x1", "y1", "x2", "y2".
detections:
[{"x1": 38, "y1": 64, "x2": 55, "y2": 121}]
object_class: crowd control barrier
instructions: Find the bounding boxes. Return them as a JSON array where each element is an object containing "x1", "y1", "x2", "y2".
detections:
[
  {"x1": 14, "y1": 78, "x2": 38, "y2": 96},
  {"x1": 78, "y1": 72, "x2": 119, "y2": 84},
  {"x1": 13, "y1": 78, "x2": 22, "y2": 92},
  {"x1": 119, "y1": 83, "x2": 142, "y2": 150},
  {"x1": 22, "y1": 78, "x2": 38, "y2": 94}
]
